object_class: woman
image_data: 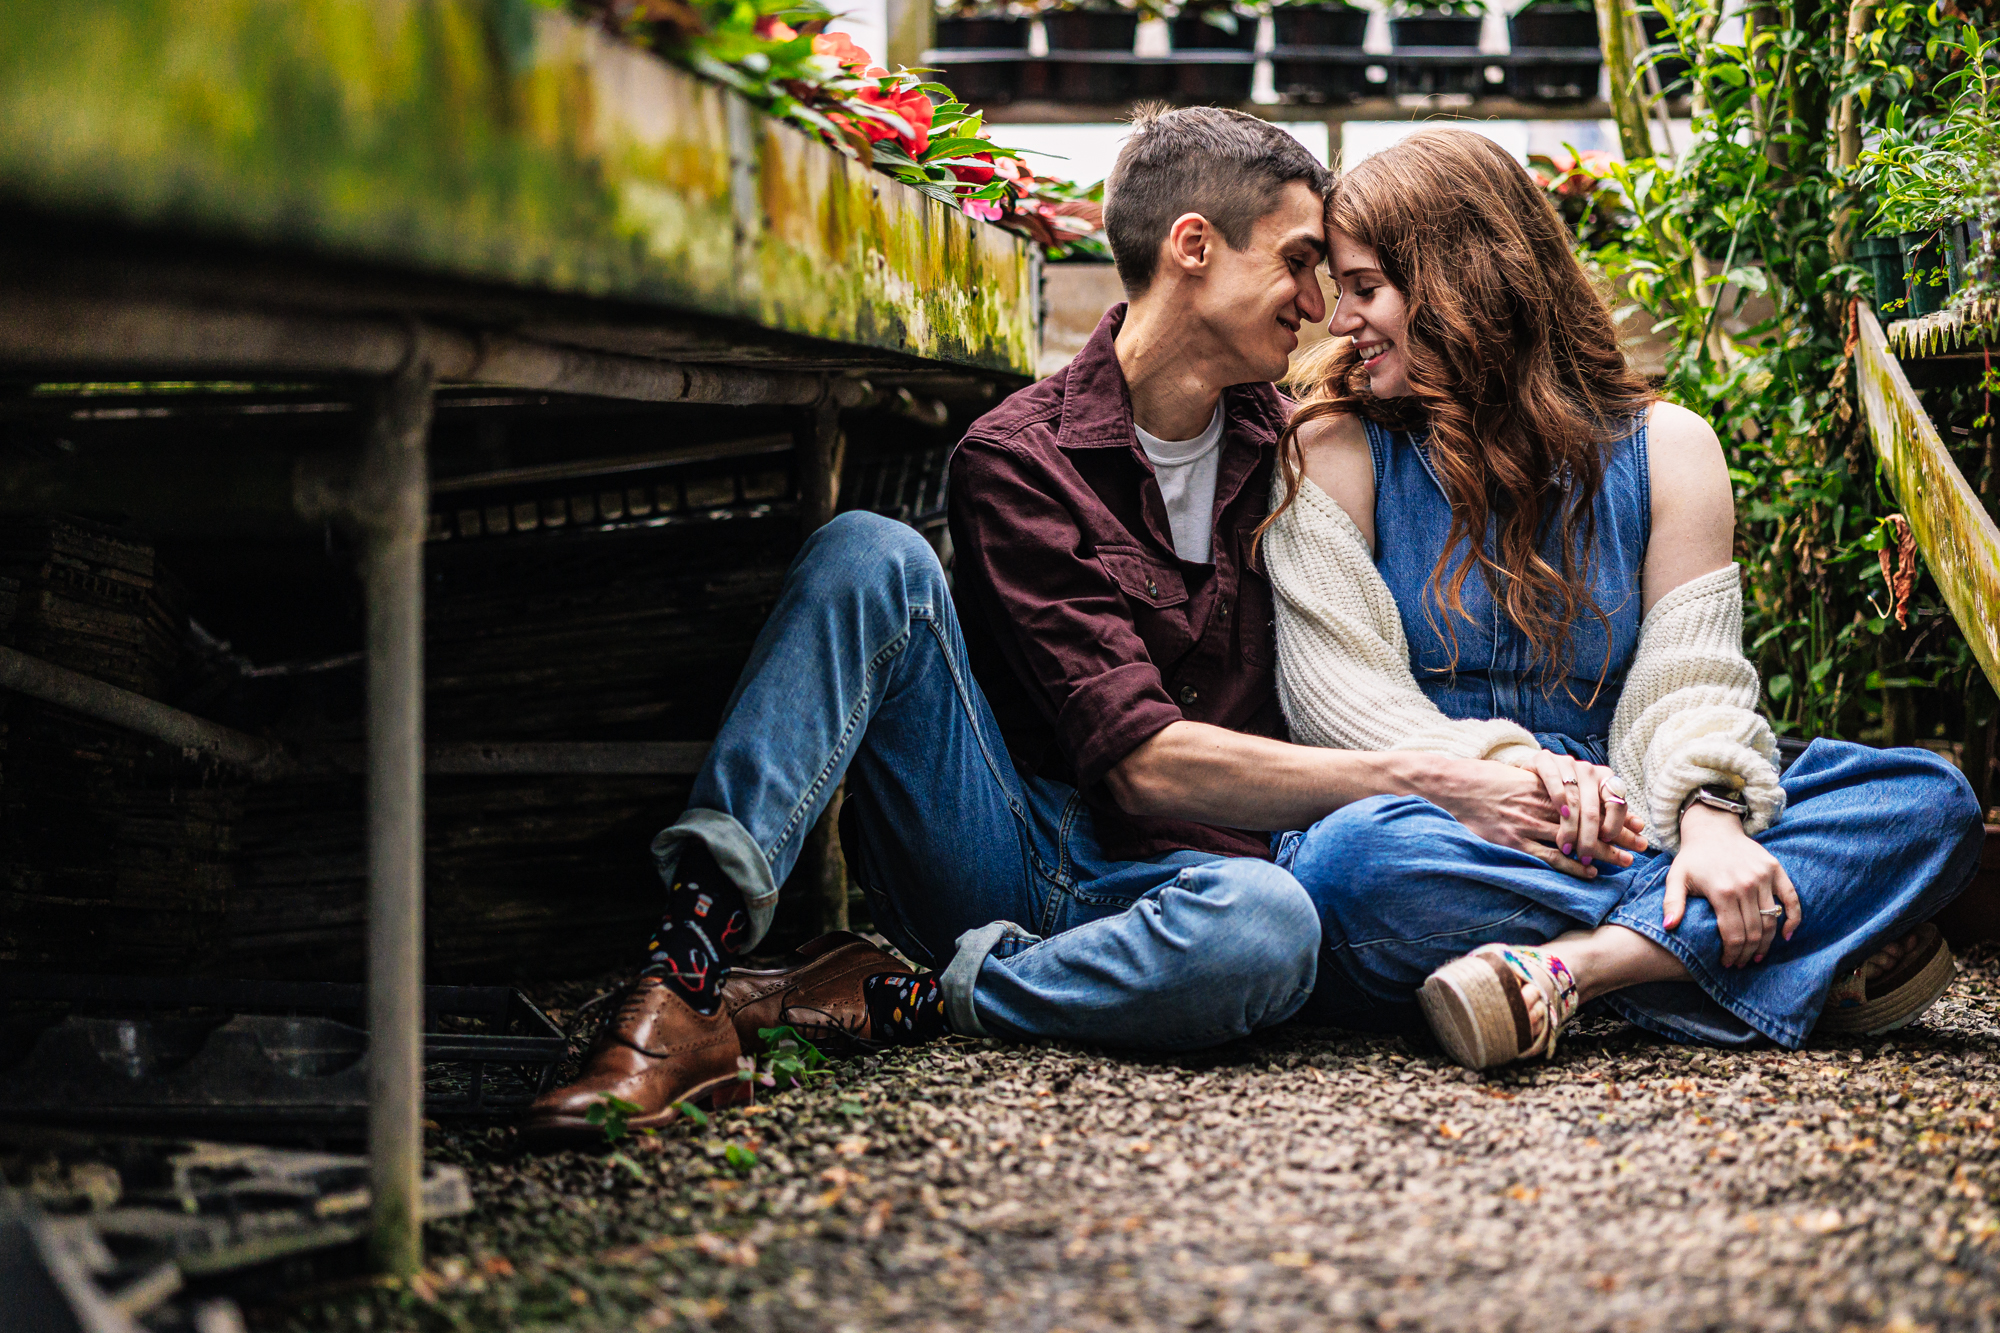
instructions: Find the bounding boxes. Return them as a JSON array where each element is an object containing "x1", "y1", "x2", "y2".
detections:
[{"x1": 1262, "y1": 128, "x2": 1982, "y2": 1069}]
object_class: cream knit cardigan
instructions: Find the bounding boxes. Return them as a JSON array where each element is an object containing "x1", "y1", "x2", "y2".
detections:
[{"x1": 1263, "y1": 473, "x2": 1785, "y2": 851}]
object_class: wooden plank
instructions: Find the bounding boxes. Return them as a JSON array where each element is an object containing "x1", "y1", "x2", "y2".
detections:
[
  {"x1": 1854, "y1": 302, "x2": 2000, "y2": 692},
  {"x1": 0, "y1": 0, "x2": 1038, "y2": 376}
]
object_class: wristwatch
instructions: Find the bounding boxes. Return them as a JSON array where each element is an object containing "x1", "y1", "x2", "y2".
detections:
[{"x1": 1678, "y1": 783, "x2": 1750, "y2": 824}]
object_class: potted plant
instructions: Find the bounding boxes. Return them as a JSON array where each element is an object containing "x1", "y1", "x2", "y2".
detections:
[
  {"x1": 1389, "y1": 0, "x2": 1483, "y2": 48},
  {"x1": 1042, "y1": 0, "x2": 1144, "y2": 51},
  {"x1": 1271, "y1": 0, "x2": 1370, "y2": 48},
  {"x1": 934, "y1": 1, "x2": 1034, "y2": 48},
  {"x1": 1167, "y1": 0, "x2": 1257, "y2": 99},
  {"x1": 1508, "y1": 0, "x2": 1596, "y2": 49},
  {"x1": 1171, "y1": 0, "x2": 1257, "y2": 48},
  {"x1": 1506, "y1": 0, "x2": 1597, "y2": 100}
]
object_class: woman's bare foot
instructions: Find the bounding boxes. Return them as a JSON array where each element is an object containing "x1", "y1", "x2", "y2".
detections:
[{"x1": 1508, "y1": 925, "x2": 1689, "y2": 1045}]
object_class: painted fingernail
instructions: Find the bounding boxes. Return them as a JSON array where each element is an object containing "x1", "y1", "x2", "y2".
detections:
[
  {"x1": 1562, "y1": 843, "x2": 1574, "y2": 855},
  {"x1": 1754, "y1": 955, "x2": 1764, "y2": 963},
  {"x1": 1561, "y1": 805, "x2": 1571, "y2": 818},
  {"x1": 1581, "y1": 855, "x2": 1593, "y2": 866}
]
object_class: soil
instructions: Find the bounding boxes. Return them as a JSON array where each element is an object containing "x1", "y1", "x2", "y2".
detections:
[{"x1": 260, "y1": 949, "x2": 2000, "y2": 1332}]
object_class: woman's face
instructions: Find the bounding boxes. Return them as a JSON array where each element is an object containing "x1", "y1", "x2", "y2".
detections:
[{"x1": 1326, "y1": 228, "x2": 1411, "y2": 398}]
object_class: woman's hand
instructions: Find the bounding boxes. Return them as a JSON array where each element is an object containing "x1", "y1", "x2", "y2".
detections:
[
  {"x1": 1425, "y1": 758, "x2": 1641, "y2": 881},
  {"x1": 1522, "y1": 750, "x2": 1648, "y2": 877},
  {"x1": 1666, "y1": 803, "x2": 1802, "y2": 967}
]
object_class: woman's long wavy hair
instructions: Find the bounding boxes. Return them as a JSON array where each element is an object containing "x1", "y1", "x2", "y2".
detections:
[{"x1": 1268, "y1": 128, "x2": 1653, "y2": 694}]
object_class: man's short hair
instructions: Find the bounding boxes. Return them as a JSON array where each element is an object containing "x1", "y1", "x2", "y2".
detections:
[{"x1": 1103, "y1": 106, "x2": 1334, "y2": 293}]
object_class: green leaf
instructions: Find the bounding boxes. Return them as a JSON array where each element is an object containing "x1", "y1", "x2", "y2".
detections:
[
  {"x1": 673, "y1": 1099, "x2": 711, "y2": 1127},
  {"x1": 724, "y1": 1142, "x2": 759, "y2": 1172}
]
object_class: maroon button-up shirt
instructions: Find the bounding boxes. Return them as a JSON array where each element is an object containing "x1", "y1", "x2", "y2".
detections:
[{"x1": 947, "y1": 304, "x2": 1291, "y2": 863}]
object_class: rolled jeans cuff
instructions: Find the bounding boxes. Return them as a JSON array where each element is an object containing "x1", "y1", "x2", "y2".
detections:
[
  {"x1": 651, "y1": 809, "x2": 780, "y2": 952},
  {"x1": 940, "y1": 920, "x2": 1041, "y2": 1037}
]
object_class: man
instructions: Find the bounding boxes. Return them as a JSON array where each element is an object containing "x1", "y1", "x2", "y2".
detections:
[{"x1": 525, "y1": 108, "x2": 1562, "y2": 1143}]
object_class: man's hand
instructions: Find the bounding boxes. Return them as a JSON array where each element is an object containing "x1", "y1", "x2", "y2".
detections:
[{"x1": 1422, "y1": 758, "x2": 1647, "y2": 881}]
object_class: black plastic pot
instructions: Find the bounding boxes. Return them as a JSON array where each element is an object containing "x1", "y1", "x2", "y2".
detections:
[
  {"x1": 939, "y1": 58, "x2": 1027, "y2": 102},
  {"x1": 1389, "y1": 13, "x2": 1482, "y2": 46},
  {"x1": 1042, "y1": 60, "x2": 1137, "y2": 99},
  {"x1": 1043, "y1": 9, "x2": 1141, "y2": 49},
  {"x1": 1171, "y1": 9, "x2": 1258, "y2": 48},
  {"x1": 1508, "y1": 8, "x2": 1598, "y2": 47},
  {"x1": 1271, "y1": 4, "x2": 1370, "y2": 46},
  {"x1": 1172, "y1": 60, "x2": 1257, "y2": 97},
  {"x1": 1947, "y1": 217, "x2": 1986, "y2": 292},
  {"x1": 1901, "y1": 230, "x2": 1951, "y2": 318},
  {"x1": 934, "y1": 15, "x2": 1033, "y2": 47},
  {"x1": 1271, "y1": 56, "x2": 1375, "y2": 100},
  {"x1": 1391, "y1": 54, "x2": 1491, "y2": 93},
  {"x1": 1855, "y1": 234, "x2": 1907, "y2": 320},
  {"x1": 1508, "y1": 55, "x2": 1600, "y2": 100},
  {"x1": 1637, "y1": 12, "x2": 1690, "y2": 91}
]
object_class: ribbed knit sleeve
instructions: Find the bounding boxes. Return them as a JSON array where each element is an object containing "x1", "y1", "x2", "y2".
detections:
[
  {"x1": 1607, "y1": 564, "x2": 1786, "y2": 851},
  {"x1": 1265, "y1": 474, "x2": 1542, "y2": 765}
]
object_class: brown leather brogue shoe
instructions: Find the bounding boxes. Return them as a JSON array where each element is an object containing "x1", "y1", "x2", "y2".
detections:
[
  {"x1": 522, "y1": 977, "x2": 749, "y2": 1149},
  {"x1": 721, "y1": 931, "x2": 907, "y2": 1055}
]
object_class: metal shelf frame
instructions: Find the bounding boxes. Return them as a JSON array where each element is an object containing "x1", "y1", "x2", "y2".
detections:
[{"x1": 0, "y1": 0, "x2": 1039, "y2": 1278}]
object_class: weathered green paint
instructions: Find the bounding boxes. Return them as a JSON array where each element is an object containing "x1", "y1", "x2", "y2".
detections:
[
  {"x1": 1856, "y1": 304, "x2": 2000, "y2": 691},
  {"x1": 0, "y1": 0, "x2": 1038, "y2": 375}
]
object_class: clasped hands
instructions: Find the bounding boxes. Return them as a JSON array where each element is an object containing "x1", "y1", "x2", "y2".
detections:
[{"x1": 1431, "y1": 750, "x2": 1800, "y2": 969}]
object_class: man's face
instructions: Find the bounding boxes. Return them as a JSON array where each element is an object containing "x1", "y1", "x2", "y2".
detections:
[{"x1": 1184, "y1": 180, "x2": 1329, "y2": 383}]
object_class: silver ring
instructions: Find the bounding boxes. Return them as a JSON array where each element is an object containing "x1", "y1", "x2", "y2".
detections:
[
  {"x1": 1560, "y1": 777, "x2": 1579, "y2": 788},
  {"x1": 1759, "y1": 906, "x2": 1784, "y2": 919},
  {"x1": 1600, "y1": 783, "x2": 1626, "y2": 805}
]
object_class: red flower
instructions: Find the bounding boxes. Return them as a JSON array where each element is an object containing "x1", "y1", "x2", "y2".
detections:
[
  {"x1": 833, "y1": 83, "x2": 933, "y2": 158},
  {"x1": 948, "y1": 151, "x2": 996, "y2": 186}
]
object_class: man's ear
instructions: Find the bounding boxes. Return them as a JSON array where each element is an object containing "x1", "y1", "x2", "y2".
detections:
[{"x1": 1164, "y1": 212, "x2": 1213, "y2": 277}]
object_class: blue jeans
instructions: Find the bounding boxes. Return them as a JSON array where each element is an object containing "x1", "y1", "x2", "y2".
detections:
[
  {"x1": 1279, "y1": 738, "x2": 1985, "y2": 1047},
  {"x1": 654, "y1": 513, "x2": 1318, "y2": 1052}
]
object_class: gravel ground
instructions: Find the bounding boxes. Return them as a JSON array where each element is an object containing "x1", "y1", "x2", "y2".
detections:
[{"x1": 262, "y1": 947, "x2": 2000, "y2": 1333}]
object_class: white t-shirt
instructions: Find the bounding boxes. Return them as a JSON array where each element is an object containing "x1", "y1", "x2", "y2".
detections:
[{"x1": 1135, "y1": 405, "x2": 1225, "y2": 564}]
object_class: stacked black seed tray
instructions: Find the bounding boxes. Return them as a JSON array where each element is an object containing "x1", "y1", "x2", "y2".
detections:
[
  {"x1": 211, "y1": 511, "x2": 800, "y2": 981},
  {"x1": 0, "y1": 516, "x2": 243, "y2": 975}
]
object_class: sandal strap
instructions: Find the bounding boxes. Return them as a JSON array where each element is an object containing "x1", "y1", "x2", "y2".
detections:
[{"x1": 1475, "y1": 945, "x2": 1579, "y2": 1060}]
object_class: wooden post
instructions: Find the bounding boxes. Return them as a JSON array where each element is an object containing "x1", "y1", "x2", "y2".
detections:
[
  {"x1": 1594, "y1": 0, "x2": 1654, "y2": 163},
  {"x1": 357, "y1": 359, "x2": 433, "y2": 1279},
  {"x1": 798, "y1": 388, "x2": 851, "y2": 937}
]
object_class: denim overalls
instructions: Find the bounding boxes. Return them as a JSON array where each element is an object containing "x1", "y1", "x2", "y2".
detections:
[{"x1": 1275, "y1": 416, "x2": 1983, "y2": 1047}]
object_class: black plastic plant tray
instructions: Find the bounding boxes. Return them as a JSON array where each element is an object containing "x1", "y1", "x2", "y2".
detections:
[
  {"x1": 0, "y1": 974, "x2": 564, "y2": 1135},
  {"x1": 3, "y1": 1125, "x2": 471, "y2": 1277}
]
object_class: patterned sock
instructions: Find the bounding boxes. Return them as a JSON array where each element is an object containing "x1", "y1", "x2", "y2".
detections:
[
  {"x1": 862, "y1": 972, "x2": 951, "y2": 1045},
  {"x1": 639, "y1": 841, "x2": 748, "y2": 1015}
]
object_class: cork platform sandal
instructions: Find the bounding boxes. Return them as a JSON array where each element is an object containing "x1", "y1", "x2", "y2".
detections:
[
  {"x1": 1419, "y1": 944, "x2": 1581, "y2": 1071},
  {"x1": 1817, "y1": 922, "x2": 1957, "y2": 1036}
]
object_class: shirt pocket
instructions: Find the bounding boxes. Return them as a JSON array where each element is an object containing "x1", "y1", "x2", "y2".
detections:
[{"x1": 1095, "y1": 544, "x2": 1187, "y2": 610}]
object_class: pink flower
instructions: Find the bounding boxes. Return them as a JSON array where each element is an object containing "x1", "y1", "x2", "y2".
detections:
[
  {"x1": 963, "y1": 198, "x2": 1005, "y2": 221},
  {"x1": 755, "y1": 15, "x2": 799, "y2": 40},
  {"x1": 814, "y1": 30, "x2": 884, "y2": 75}
]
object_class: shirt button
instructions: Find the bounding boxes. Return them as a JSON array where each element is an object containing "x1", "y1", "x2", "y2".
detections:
[
  {"x1": 1146, "y1": 578, "x2": 1159, "y2": 598},
  {"x1": 1178, "y1": 685, "x2": 1199, "y2": 707},
  {"x1": 1219, "y1": 600, "x2": 1231, "y2": 621}
]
